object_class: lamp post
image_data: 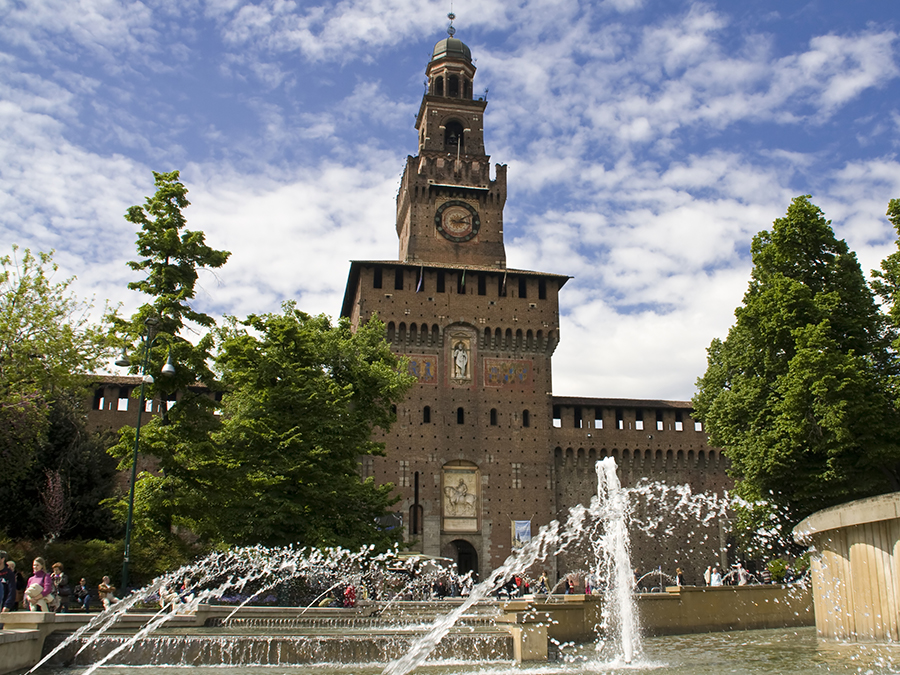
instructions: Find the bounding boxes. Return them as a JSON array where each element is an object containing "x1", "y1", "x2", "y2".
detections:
[{"x1": 115, "y1": 316, "x2": 175, "y2": 594}]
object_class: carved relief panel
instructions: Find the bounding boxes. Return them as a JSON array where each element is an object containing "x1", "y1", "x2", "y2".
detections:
[{"x1": 442, "y1": 461, "x2": 480, "y2": 533}]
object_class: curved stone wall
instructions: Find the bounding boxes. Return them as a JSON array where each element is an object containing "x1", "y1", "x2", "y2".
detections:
[{"x1": 793, "y1": 492, "x2": 900, "y2": 641}]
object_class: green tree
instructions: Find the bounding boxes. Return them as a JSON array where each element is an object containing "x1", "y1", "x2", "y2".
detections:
[
  {"x1": 108, "y1": 170, "x2": 230, "y2": 571},
  {"x1": 148, "y1": 304, "x2": 414, "y2": 550},
  {"x1": 693, "y1": 196, "x2": 900, "y2": 523},
  {"x1": 0, "y1": 246, "x2": 115, "y2": 487},
  {"x1": 872, "y1": 199, "x2": 900, "y2": 352},
  {"x1": 0, "y1": 393, "x2": 121, "y2": 541}
]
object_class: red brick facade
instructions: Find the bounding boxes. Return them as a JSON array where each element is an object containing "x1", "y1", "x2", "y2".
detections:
[{"x1": 340, "y1": 36, "x2": 733, "y2": 583}]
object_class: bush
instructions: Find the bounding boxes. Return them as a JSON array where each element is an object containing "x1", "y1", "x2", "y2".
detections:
[{"x1": 766, "y1": 557, "x2": 788, "y2": 583}]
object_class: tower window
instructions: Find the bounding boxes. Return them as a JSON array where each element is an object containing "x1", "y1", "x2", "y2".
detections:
[
  {"x1": 539, "y1": 279, "x2": 547, "y2": 300},
  {"x1": 574, "y1": 406, "x2": 583, "y2": 429},
  {"x1": 657, "y1": 410, "x2": 664, "y2": 431},
  {"x1": 437, "y1": 271, "x2": 446, "y2": 293},
  {"x1": 395, "y1": 268, "x2": 404, "y2": 290},
  {"x1": 373, "y1": 266, "x2": 382, "y2": 289},
  {"x1": 457, "y1": 407, "x2": 465, "y2": 424},
  {"x1": 478, "y1": 273, "x2": 486, "y2": 296},
  {"x1": 512, "y1": 462, "x2": 522, "y2": 489},
  {"x1": 444, "y1": 121, "x2": 464, "y2": 153},
  {"x1": 518, "y1": 277, "x2": 527, "y2": 298},
  {"x1": 448, "y1": 75, "x2": 459, "y2": 97},
  {"x1": 635, "y1": 409, "x2": 644, "y2": 431},
  {"x1": 457, "y1": 272, "x2": 466, "y2": 294},
  {"x1": 423, "y1": 406, "x2": 431, "y2": 424},
  {"x1": 490, "y1": 408, "x2": 498, "y2": 426},
  {"x1": 522, "y1": 409, "x2": 531, "y2": 427},
  {"x1": 616, "y1": 408, "x2": 624, "y2": 430},
  {"x1": 675, "y1": 411, "x2": 684, "y2": 431},
  {"x1": 552, "y1": 406, "x2": 561, "y2": 428},
  {"x1": 594, "y1": 407, "x2": 603, "y2": 429}
]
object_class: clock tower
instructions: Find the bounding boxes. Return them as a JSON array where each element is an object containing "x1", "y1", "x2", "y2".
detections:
[
  {"x1": 342, "y1": 22, "x2": 566, "y2": 579},
  {"x1": 396, "y1": 26, "x2": 507, "y2": 268}
]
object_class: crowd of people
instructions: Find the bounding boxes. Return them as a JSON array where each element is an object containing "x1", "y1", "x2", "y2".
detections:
[{"x1": 0, "y1": 549, "x2": 117, "y2": 618}]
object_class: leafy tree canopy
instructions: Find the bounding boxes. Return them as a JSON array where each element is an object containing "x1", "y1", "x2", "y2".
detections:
[
  {"x1": 110, "y1": 171, "x2": 411, "y2": 555},
  {"x1": 0, "y1": 246, "x2": 115, "y2": 486},
  {"x1": 872, "y1": 198, "x2": 900, "y2": 354},
  {"x1": 133, "y1": 304, "x2": 414, "y2": 550},
  {"x1": 693, "y1": 196, "x2": 900, "y2": 522}
]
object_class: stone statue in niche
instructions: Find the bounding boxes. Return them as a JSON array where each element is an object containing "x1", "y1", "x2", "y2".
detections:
[
  {"x1": 453, "y1": 341, "x2": 469, "y2": 378},
  {"x1": 450, "y1": 334, "x2": 471, "y2": 380}
]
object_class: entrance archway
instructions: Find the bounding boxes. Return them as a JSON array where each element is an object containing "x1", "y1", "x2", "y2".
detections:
[{"x1": 449, "y1": 539, "x2": 478, "y2": 578}]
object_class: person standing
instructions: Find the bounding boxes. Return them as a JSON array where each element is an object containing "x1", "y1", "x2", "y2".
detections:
[
  {"x1": 26, "y1": 557, "x2": 55, "y2": 611},
  {"x1": 51, "y1": 562, "x2": 71, "y2": 612},
  {"x1": 710, "y1": 566, "x2": 723, "y2": 587},
  {"x1": 8, "y1": 561, "x2": 26, "y2": 609},
  {"x1": 0, "y1": 550, "x2": 16, "y2": 625}
]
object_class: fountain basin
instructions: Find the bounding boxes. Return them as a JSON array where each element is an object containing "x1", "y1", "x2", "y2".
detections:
[
  {"x1": 794, "y1": 491, "x2": 900, "y2": 641},
  {"x1": 0, "y1": 587, "x2": 812, "y2": 674}
]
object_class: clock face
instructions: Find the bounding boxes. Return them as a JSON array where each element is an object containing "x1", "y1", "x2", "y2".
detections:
[{"x1": 435, "y1": 200, "x2": 480, "y2": 242}]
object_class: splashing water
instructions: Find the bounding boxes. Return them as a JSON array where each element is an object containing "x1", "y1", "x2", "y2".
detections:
[
  {"x1": 29, "y1": 457, "x2": 804, "y2": 674},
  {"x1": 592, "y1": 457, "x2": 639, "y2": 664},
  {"x1": 382, "y1": 457, "x2": 640, "y2": 675}
]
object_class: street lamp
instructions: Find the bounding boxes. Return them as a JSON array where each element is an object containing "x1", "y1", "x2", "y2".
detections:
[{"x1": 115, "y1": 316, "x2": 174, "y2": 594}]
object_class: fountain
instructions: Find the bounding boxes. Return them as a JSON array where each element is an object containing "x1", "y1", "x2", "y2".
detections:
[{"x1": 5, "y1": 459, "x2": 852, "y2": 674}]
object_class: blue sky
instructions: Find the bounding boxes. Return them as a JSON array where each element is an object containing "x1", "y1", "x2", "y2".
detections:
[{"x1": 2, "y1": 0, "x2": 899, "y2": 400}]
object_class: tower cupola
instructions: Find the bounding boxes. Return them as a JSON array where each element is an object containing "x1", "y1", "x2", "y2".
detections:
[{"x1": 426, "y1": 14, "x2": 475, "y2": 100}]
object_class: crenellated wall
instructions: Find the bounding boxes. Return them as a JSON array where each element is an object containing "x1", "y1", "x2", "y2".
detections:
[{"x1": 550, "y1": 398, "x2": 733, "y2": 581}]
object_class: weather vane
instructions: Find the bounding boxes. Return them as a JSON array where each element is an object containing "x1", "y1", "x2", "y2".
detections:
[{"x1": 447, "y1": 10, "x2": 456, "y2": 38}]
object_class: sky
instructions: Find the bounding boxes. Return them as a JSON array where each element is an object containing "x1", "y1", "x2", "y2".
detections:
[{"x1": 2, "y1": 0, "x2": 899, "y2": 401}]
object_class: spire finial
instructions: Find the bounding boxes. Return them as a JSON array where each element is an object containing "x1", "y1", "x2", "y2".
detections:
[{"x1": 447, "y1": 12, "x2": 456, "y2": 38}]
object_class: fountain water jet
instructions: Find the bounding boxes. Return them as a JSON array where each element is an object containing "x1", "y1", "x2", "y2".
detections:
[
  {"x1": 20, "y1": 457, "x2": 813, "y2": 674},
  {"x1": 381, "y1": 457, "x2": 640, "y2": 675}
]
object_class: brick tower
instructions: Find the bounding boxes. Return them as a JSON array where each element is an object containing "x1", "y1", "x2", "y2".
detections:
[{"x1": 341, "y1": 26, "x2": 569, "y2": 578}]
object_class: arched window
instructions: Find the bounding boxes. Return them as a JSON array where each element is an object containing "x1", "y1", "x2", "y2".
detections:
[
  {"x1": 444, "y1": 120, "x2": 464, "y2": 153},
  {"x1": 522, "y1": 409, "x2": 530, "y2": 427}
]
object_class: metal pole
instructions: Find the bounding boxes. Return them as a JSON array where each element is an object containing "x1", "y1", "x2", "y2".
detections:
[{"x1": 121, "y1": 319, "x2": 155, "y2": 594}]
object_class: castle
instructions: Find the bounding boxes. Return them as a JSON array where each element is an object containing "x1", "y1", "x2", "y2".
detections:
[
  {"x1": 338, "y1": 30, "x2": 733, "y2": 583},
  {"x1": 88, "y1": 29, "x2": 733, "y2": 586}
]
